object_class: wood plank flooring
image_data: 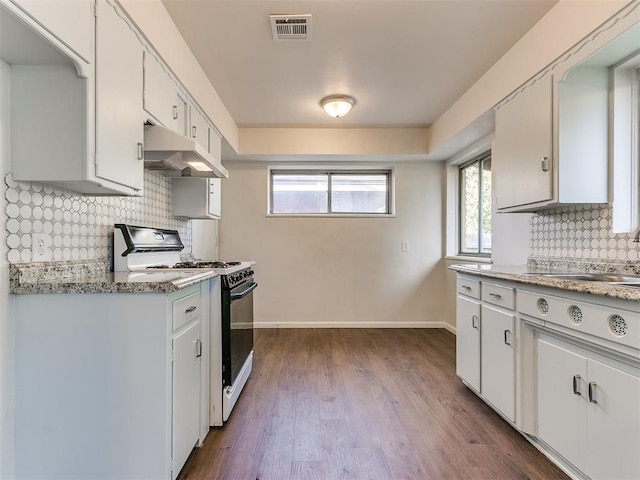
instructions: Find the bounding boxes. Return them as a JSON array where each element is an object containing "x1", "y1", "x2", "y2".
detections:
[{"x1": 178, "y1": 329, "x2": 569, "y2": 480}]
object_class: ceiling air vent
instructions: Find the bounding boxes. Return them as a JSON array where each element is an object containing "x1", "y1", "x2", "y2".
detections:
[{"x1": 270, "y1": 14, "x2": 312, "y2": 41}]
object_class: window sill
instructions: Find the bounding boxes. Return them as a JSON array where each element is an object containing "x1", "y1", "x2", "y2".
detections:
[
  {"x1": 267, "y1": 213, "x2": 397, "y2": 218},
  {"x1": 445, "y1": 255, "x2": 492, "y2": 264}
]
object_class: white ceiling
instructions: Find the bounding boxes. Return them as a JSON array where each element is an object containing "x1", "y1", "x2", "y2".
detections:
[{"x1": 161, "y1": 0, "x2": 558, "y2": 129}]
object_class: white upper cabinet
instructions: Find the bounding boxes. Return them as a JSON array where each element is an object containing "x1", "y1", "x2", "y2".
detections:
[
  {"x1": 494, "y1": 67, "x2": 608, "y2": 212},
  {"x1": 6, "y1": 0, "x2": 145, "y2": 195},
  {"x1": 143, "y1": 50, "x2": 179, "y2": 130},
  {"x1": 95, "y1": 0, "x2": 144, "y2": 192},
  {"x1": 494, "y1": 8, "x2": 639, "y2": 214},
  {"x1": 10, "y1": 0, "x2": 94, "y2": 63},
  {"x1": 190, "y1": 105, "x2": 210, "y2": 151},
  {"x1": 494, "y1": 73, "x2": 553, "y2": 210},
  {"x1": 172, "y1": 178, "x2": 221, "y2": 219}
]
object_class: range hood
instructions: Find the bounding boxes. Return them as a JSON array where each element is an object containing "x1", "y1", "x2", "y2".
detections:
[{"x1": 143, "y1": 125, "x2": 229, "y2": 178}]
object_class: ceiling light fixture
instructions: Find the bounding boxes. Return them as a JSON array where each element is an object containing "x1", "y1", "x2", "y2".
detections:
[{"x1": 320, "y1": 94, "x2": 356, "y2": 118}]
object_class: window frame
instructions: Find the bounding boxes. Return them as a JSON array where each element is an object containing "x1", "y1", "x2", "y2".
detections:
[
  {"x1": 457, "y1": 151, "x2": 492, "y2": 258},
  {"x1": 267, "y1": 166, "x2": 395, "y2": 217},
  {"x1": 611, "y1": 51, "x2": 640, "y2": 233}
]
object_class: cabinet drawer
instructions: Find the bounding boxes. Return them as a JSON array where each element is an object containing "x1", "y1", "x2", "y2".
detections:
[
  {"x1": 173, "y1": 292, "x2": 200, "y2": 331},
  {"x1": 457, "y1": 276, "x2": 480, "y2": 299},
  {"x1": 482, "y1": 283, "x2": 515, "y2": 310}
]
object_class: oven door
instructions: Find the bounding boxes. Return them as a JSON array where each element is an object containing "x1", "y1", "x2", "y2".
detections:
[{"x1": 222, "y1": 280, "x2": 257, "y2": 387}]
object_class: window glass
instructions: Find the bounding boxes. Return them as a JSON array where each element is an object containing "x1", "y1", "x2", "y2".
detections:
[
  {"x1": 459, "y1": 154, "x2": 492, "y2": 255},
  {"x1": 271, "y1": 174, "x2": 328, "y2": 214},
  {"x1": 270, "y1": 170, "x2": 392, "y2": 215},
  {"x1": 331, "y1": 174, "x2": 388, "y2": 213}
]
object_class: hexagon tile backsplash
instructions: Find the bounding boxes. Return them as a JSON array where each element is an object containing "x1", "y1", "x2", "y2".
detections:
[
  {"x1": 4, "y1": 170, "x2": 190, "y2": 264},
  {"x1": 530, "y1": 204, "x2": 638, "y2": 262}
]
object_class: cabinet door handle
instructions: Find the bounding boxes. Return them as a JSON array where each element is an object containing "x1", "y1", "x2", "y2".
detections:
[
  {"x1": 489, "y1": 293, "x2": 502, "y2": 300},
  {"x1": 172, "y1": 105, "x2": 178, "y2": 120},
  {"x1": 572, "y1": 375, "x2": 581, "y2": 395},
  {"x1": 192, "y1": 125, "x2": 197, "y2": 138},
  {"x1": 541, "y1": 156, "x2": 550, "y2": 172},
  {"x1": 461, "y1": 285, "x2": 471, "y2": 291},
  {"x1": 503, "y1": 329, "x2": 512, "y2": 346},
  {"x1": 137, "y1": 142, "x2": 143, "y2": 160},
  {"x1": 588, "y1": 382, "x2": 598, "y2": 404},
  {"x1": 185, "y1": 305, "x2": 197, "y2": 313},
  {"x1": 195, "y1": 339, "x2": 202, "y2": 358},
  {"x1": 472, "y1": 315, "x2": 479, "y2": 329}
]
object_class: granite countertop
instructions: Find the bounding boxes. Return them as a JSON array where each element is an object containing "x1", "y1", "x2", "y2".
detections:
[
  {"x1": 450, "y1": 263, "x2": 640, "y2": 302},
  {"x1": 9, "y1": 259, "x2": 217, "y2": 294}
]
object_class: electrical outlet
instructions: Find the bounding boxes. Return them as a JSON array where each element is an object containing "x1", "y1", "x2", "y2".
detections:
[
  {"x1": 401, "y1": 240, "x2": 409, "y2": 252},
  {"x1": 32, "y1": 233, "x2": 52, "y2": 261}
]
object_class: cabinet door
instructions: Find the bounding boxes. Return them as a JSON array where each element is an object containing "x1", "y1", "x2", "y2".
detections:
[
  {"x1": 95, "y1": 0, "x2": 144, "y2": 192},
  {"x1": 175, "y1": 93, "x2": 189, "y2": 136},
  {"x1": 144, "y1": 52, "x2": 178, "y2": 130},
  {"x1": 207, "y1": 178, "x2": 221, "y2": 218},
  {"x1": 173, "y1": 320, "x2": 201, "y2": 480},
  {"x1": 586, "y1": 359, "x2": 640, "y2": 480},
  {"x1": 480, "y1": 305, "x2": 515, "y2": 421},
  {"x1": 12, "y1": 0, "x2": 94, "y2": 62},
  {"x1": 456, "y1": 295, "x2": 481, "y2": 392},
  {"x1": 190, "y1": 105, "x2": 209, "y2": 151},
  {"x1": 494, "y1": 74, "x2": 553, "y2": 210},
  {"x1": 537, "y1": 339, "x2": 587, "y2": 470}
]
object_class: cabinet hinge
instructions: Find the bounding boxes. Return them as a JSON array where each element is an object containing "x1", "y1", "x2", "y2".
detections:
[
  {"x1": 170, "y1": 458, "x2": 174, "y2": 477},
  {"x1": 92, "y1": 0, "x2": 97, "y2": 17},
  {"x1": 93, "y1": 152, "x2": 98, "y2": 166},
  {"x1": 171, "y1": 349, "x2": 175, "y2": 364}
]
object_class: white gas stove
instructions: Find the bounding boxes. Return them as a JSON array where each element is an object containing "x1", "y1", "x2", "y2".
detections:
[{"x1": 113, "y1": 224, "x2": 249, "y2": 275}]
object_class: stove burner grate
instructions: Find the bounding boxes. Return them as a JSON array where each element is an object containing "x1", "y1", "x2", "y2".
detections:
[{"x1": 145, "y1": 261, "x2": 244, "y2": 269}]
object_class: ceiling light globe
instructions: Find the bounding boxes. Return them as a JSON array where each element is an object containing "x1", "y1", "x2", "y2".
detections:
[{"x1": 320, "y1": 95, "x2": 355, "y2": 118}]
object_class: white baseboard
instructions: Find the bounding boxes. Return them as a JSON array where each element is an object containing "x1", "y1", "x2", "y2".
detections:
[{"x1": 255, "y1": 321, "x2": 456, "y2": 334}]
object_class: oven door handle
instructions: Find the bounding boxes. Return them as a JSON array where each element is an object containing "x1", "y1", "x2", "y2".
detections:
[{"x1": 230, "y1": 282, "x2": 258, "y2": 300}]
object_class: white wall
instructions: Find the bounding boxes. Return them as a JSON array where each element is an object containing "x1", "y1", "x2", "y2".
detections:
[
  {"x1": 218, "y1": 161, "x2": 453, "y2": 330},
  {"x1": 0, "y1": 60, "x2": 15, "y2": 479}
]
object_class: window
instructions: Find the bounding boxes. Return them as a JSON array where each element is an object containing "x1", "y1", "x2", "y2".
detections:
[
  {"x1": 459, "y1": 153, "x2": 491, "y2": 255},
  {"x1": 269, "y1": 169, "x2": 392, "y2": 215}
]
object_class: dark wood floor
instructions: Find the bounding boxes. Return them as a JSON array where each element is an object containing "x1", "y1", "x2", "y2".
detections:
[{"x1": 179, "y1": 329, "x2": 568, "y2": 480}]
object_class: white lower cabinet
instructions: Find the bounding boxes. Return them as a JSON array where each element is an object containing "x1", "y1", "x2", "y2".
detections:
[
  {"x1": 13, "y1": 282, "x2": 211, "y2": 479},
  {"x1": 172, "y1": 320, "x2": 202, "y2": 480},
  {"x1": 455, "y1": 275, "x2": 515, "y2": 421},
  {"x1": 537, "y1": 336, "x2": 640, "y2": 480},
  {"x1": 481, "y1": 305, "x2": 515, "y2": 421},
  {"x1": 456, "y1": 294, "x2": 481, "y2": 392}
]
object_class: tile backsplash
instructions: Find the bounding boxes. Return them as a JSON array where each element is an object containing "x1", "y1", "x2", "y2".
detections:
[
  {"x1": 531, "y1": 204, "x2": 638, "y2": 262},
  {"x1": 4, "y1": 170, "x2": 190, "y2": 264}
]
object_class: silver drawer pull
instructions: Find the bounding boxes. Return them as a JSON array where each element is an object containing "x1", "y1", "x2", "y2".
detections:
[
  {"x1": 461, "y1": 285, "x2": 472, "y2": 290},
  {"x1": 503, "y1": 329, "x2": 512, "y2": 346},
  {"x1": 195, "y1": 339, "x2": 202, "y2": 358},
  {"x1": 137, "y1": 142, "x2": 143, "y2": 160},
  {"x1": 192, "y1": 125, "x2": 197, "y2": 138},
  {"x1": 588, "y1": 382, "x2": 597, "y2": 404},
  {"x1": 472, "y1": 315, "x2": 479, "y2": 329},
  {"x1": 541, "y1": 156, "x2": 550, "y2": 172},
  {"x1": 489, "y1": 293, "x2": 502, "y2": 300},
  {"x1": 185, "y1": 306, "x2": 197, "y2": 313},
  {"x1": 572, "y1": 375, "x2": 581, "y2": 396},
  {"x1": 172, "y1": 105, "x2": 178, "y2": 120}
]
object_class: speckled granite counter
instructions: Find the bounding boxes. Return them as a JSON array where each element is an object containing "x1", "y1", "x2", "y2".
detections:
[
  {"x1": 9, "y1": 259, "x2": 217, "y2": 294},
  {"x1": 450, "y1": 263, "x2": 640, "y2": 302}
]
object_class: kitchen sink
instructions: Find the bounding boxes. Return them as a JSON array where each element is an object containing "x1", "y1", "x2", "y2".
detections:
[{"x1": 528, "y1": 272, "x2": 640, "y2": 284}]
